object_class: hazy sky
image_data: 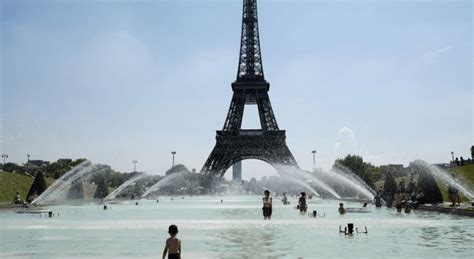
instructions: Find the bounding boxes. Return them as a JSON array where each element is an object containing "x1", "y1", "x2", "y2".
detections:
[{"x1": 1, "y1": 0, "x2": 472, "y2": 180}]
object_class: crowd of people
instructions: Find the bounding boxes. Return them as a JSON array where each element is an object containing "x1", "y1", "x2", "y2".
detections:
[
  {"x1": 376, "y1": 177, "x2": 427, "y2": 213},
  {"x1": 451, "y1": 156, "x2": 472, "y2": 167}
]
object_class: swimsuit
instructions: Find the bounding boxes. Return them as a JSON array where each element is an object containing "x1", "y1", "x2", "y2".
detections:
[
  {"x1": 262, "y1": 197, "x2": 272, "y2": 217},
  {"x1": 168, "y1": 253, "x2": 180, "y2": 259}
]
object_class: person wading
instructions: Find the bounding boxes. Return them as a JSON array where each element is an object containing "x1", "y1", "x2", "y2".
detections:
[{"x1": 262, "y1": 190, "x2": 272, "y2": 220}]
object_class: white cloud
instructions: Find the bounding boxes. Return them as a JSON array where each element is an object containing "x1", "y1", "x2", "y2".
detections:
[{"x1": 422, "y1": 45, "x2": 453, "y2": 62}]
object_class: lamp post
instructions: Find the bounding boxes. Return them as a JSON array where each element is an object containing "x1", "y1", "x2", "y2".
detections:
[
  {"x1": 451, "y1": 152, "x2": 454, "y2": 163},
  {"x1": 171, "y1": 151, "x2": 176, "y2": 167},
  {"x1": 1, "y1": 154, "x2": 8, "y2": 164},
  {"x1": 132, "y1": 160, "x2": 138, "y2": 173},
  {"x1": 27, "y1": 154, "x2": 30, "y2": 171},
  {"x1": 311, "y1": 150, "x2": 317, "y2": 171}
]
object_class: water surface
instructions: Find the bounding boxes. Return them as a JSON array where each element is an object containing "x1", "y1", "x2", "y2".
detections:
[{"x1": 1, "y1": 196, "x2": 472, "y2": 258}]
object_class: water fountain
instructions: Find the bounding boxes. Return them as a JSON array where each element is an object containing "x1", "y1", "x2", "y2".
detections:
[
  {"x1": 326, "y1": 167, "x2": 376, "y2": 200},
  {"x1": 141, "y1": 171, "x2": 189, "y2": 198},
  {"x1": 31, "y1": 160, "x2": 98, "y2": 205},
  {"x1": 414, "y1": 160, "x2": 473, "y2": 200},
  {"x1": 273, "y1": 164, "x2": 340, "y2": 199},
  {"x1": 104, "y1": 173, "x2": 148, "y2": 201},
  {"x1": 279, "y1": 174, "x2": 321, "y2": 197}
]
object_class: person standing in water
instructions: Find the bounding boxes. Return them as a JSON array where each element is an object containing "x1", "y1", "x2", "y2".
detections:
[
  {"x1": 262, "y1": 190, "x2": 272, "y2": 220},
  {"x1": 298, "y1": 192, "x2": 307, "y2": 214},
  {"x1": 338, "y1": 203, "x2": 346, "y2": 214},
  {"x1": 394, "y1": 190, "x2": 405, "y2": 212},
  {"x1": 282, "y1": 192, "x2": 289, "y2": 205},
  {"x1": 162, "y1": 225, "x2": 181, "y2": 259}
]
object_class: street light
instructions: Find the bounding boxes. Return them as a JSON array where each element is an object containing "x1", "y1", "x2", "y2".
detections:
[
  {"x1": 311, "y1": 150, "x2": 317, "y2": 171},
  {"x1": 132, "y1": 160, "x2": 138, "y2": 173},
  {"x1": 171, "y1": 151, "x2": 176, "y2": 167},
  {"x1": 27, "y1": 154, "x2": 30, "y2": 172},
  {"x1": 1, "y1": 154, "x2": 8, "y2": 164}
]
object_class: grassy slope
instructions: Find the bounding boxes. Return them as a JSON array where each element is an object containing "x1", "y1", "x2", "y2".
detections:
[
  {"x1": 446, "y1": 164, "x2": 474, "y2": 201},
  {"x1": 0, "y1": 172, "x2": 116, "y2": 204},
  {"x1": 0, "y1": 172, "x2": 54, "y2": 204}
]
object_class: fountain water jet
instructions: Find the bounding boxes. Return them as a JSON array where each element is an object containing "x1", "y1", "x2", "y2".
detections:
[
  {"x1": 414, "y1": 160, "x2": 473, "y2": 200},
  {"x1": 273, "y1": 164, "x2": 340, "y2": 199},
  {"x1": 32, "y1": 161, "x2": 98, "y2": 205},
  {"x1": 279, "y1": 175, "x2": 321, "y2": 197},
  {"x1": 142, "y1": 172, "x2": 188, "y2": 198},
  {"x1": 105, "y1": 173, "x2": 147, "y2": 201},
  {"x1": 327, "y1": 167, "x2": 376, "y2": 200}
]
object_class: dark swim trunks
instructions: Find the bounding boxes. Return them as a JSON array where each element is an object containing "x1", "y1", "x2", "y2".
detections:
[
  {"x1": 300, "y1": 205, "x2": 307, "y2": 213},
  {"x1": 168, "y1": 253, "x2": 180, "y2": 259},
  {"x1": 263, "y1": 206, "x2": 272, "y2": 217}
]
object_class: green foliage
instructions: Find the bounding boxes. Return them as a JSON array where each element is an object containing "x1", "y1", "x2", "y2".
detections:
[
  {"x1": 333, "y1": 155, "x2": 375, "y2": 188},
  {"x1": 2, "y1": 163, "x2": 22, "y2": 173},
  {"x1": 410, "y1": 160, "x2": 443, "y2": 203},
  {"x1": 94, "y1": 175, "x2": 109, "y2": 199},
  {"x1": 26, "y1": 171, "x2": 47, "y2": 201},
  {"x1": 45, "y1": 158, "x2": 87, "y2": 179},
  {"x1": 166, "y1": 164, "x2": 190, "y2": 176},
  {"x1": 0, "y1": 172, "x2": 56, "y2": 203},
  {"x1": 383, "y1": 172, "x2": 397, "y2": 196}
]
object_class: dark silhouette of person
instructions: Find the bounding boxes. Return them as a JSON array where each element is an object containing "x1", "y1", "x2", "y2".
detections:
[
  {"x1": 407, "y1": 177, "x2": 416, "y2": 195},
  {"x1": 399, "y1": 179, "x2": 406, "y2": 193},
  {"x1": 299, "y1": 192, "x2": 307, "y2": 213}
]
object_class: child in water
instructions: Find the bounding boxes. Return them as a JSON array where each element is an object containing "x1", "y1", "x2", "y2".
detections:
[
  {"x1": 162, "y1": 225, "x2": 181, "y2": 259},
  {"x1": 298, "y1": 192, "x2": 307, "y2": 213},
  {"x1": 262, "y1": 190, "x2": 272, "y2": 220},
  {"x1": 338, "y1": 203, "x2": 346, "y2": 215},
  {"x1": 282, "y1": 192, "x2": 289, "y2": 205}
]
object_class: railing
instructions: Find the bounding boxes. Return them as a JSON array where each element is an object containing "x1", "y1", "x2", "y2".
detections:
[{"x1": 216, "y1": 130, "x2": 286, "y2": 137}]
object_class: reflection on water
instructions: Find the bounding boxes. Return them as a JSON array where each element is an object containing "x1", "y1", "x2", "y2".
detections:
[{"x1": 211, "y1": 224, "x2": 290, "y2": 258}]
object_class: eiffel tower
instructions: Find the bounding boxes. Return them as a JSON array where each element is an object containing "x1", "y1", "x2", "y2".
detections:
[{"x1": 201, "y1": 0, "x2": 298, "y2": 179}]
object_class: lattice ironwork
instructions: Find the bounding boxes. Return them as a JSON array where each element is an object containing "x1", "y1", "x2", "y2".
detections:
[
  {"x1": 201, "y1": 0, "x2": 298, "y2": 179},
  {"x1": 237, "y1": 0, "x2": 265, "y2": 82}
]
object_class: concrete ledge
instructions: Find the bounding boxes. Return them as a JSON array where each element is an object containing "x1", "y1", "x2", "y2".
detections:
[{"x1": 418, "y1": 204, "x2": 474, "y2": 217}]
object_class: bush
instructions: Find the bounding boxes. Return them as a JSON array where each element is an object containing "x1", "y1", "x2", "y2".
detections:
[
  {"x1": 383, "y1": 172, "x2": 397, "y2": 196},
  {"x1": 94, "y1": 175, "x2": 109, "y2": 199},
  {"x1": 333, "y1": 155, "x2": 375, "y2": 188}
]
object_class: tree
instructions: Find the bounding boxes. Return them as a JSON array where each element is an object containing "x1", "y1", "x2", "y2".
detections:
[
  {"x1": 67, "y1": 180, "x2": 84, "y2": 199},
  {"x1": 2, "y1": 162, "x2": 21, "y2": 173},
  {"x1": 410, "y1": 160, "x2": 443, "y2": 204},
  {"x1": 166, "y1": 164, "x2": 189, "y2": 176},
  {"x1": 333, "y1": 155, "x2": 375, "y2": 188},
  {"x1": 94, "y1": 175, "x2": 109, "y2": 199},
  {"x1": 27, "y1": 171, "x2": 47, "y2": 201},
  {"x1": 383, "y1": 172, "x2": 397, "y2": 196},
  {"x1": 45, "y1": 158, "x2": 87, "y2": 179}
]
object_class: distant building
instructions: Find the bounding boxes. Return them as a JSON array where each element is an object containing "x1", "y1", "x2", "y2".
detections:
[{"x1": 232, "y1": 161, "x2": 242, "y2": 181}]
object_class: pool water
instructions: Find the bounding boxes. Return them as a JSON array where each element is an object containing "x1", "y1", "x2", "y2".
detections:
[{"x1": 1, "y1": 196, "x2": 473, "y2": 258}]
